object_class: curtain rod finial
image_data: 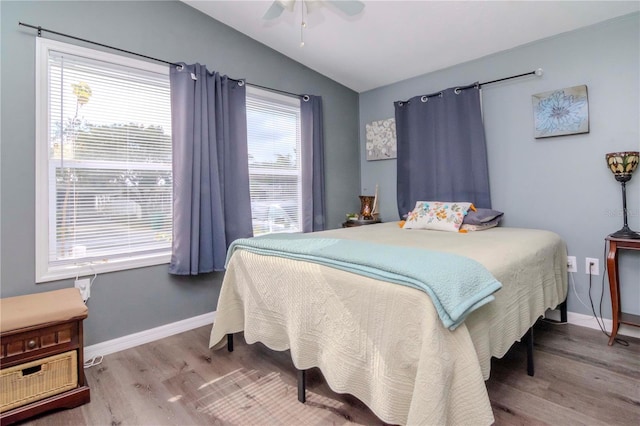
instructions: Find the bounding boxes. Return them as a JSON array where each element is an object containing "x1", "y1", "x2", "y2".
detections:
[{"x1": 535, "y1": 68, "x2": 544, "y2": 77}]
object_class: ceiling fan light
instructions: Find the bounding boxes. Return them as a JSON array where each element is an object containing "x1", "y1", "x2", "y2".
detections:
[{"x1": 263, "y1": 0, "x2": 365, "y2": 21}]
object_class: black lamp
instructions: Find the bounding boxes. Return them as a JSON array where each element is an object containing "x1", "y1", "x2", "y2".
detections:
[{"x1": 606, "y1": 151, "x2": 640, "y2": 239}]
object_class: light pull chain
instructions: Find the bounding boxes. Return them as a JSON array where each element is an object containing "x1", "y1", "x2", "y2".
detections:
[{"x1": 300, "y1": 1, "x2": 306, "y2": 47}]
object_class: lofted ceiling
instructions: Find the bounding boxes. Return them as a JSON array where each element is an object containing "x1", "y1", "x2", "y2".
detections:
[{"x1": 182, "y1": 1, "x2": 640, "y2": 93}]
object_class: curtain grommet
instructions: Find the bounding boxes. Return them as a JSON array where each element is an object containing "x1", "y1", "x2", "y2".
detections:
[
  {"x1": 238, "y1": 80, "x2": 245, "y2": 87},
  {"x1": 176, "y1": 64, "x2": 184, "y2": 71},
  {"x1": 302, "y1": 94, "x2": 310, "y2": 102},
  {"x1": 438, "y1": 92, "x2": 443, "y2": 98},
  {"x1": 420, "y1": 96, "x2": 428, "y2": 103},
  {"x1": 454, "y1": 88, "x2": 461, "y2": 95}
]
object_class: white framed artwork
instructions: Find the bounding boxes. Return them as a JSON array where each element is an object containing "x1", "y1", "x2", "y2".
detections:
[
  {"x1": 532, "y1": 85, "x2": 589, "y2": 138},
  {"x1": 365, "y1": 118, "x2": 397, "y2": 160}
]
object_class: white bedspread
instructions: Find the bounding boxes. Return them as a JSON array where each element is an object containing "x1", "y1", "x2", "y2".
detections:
[{"x1": 209, "y1": 223, "x2": 567, "y2": 425}]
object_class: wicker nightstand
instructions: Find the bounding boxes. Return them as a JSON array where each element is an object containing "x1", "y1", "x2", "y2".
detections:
[{"x1": 0, "y1": 289, "x2": 90, "y2": 425}]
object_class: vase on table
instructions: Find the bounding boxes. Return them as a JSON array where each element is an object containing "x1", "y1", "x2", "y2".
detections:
[{"x1": 359, "y1": 195, "x2": 375, "y2": 220}]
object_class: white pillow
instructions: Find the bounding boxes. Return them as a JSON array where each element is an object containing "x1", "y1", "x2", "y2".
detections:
[{"x1": 403, "y1": 201, "x2": 473, "y2": 232}]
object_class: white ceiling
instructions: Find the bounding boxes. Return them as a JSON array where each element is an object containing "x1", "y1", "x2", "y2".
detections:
[{"x1": 182, "y1": 1, "x2": 640, "y2": 93}]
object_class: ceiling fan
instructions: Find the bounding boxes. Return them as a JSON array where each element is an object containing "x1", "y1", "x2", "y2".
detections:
[{"x1": 262, "y1": 0, "x2": 365, "y2": 20}]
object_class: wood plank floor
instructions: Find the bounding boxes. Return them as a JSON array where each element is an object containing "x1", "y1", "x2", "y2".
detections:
[{"x1": 21, "y1": 320, "x2": 640, "y2": 425}]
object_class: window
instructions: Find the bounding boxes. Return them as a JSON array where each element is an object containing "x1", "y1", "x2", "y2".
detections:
[
  {"x1": 36, "y1": 39, "x2": 172, "y2": 282},
  {"x1": 246, "y1": 87, "x2": 302, "y2": 236}
]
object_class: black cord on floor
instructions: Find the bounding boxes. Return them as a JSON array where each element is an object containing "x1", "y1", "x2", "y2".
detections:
[{"x1": 587, "y1": 243, "x2": 629, "y2": 346}]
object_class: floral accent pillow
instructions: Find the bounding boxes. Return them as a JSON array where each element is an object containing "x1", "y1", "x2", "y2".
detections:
[{"x1": 403, "y1": 201, "x2": 473, "y2": 232}]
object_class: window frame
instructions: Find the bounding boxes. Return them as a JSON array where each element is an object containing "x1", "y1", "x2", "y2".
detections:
[
  {"x1": 35, "y1": 38, "x2": 171, "y2": 283},
  {"x1": 246, "y1": 86, "x2": 303, "y2": 236}
]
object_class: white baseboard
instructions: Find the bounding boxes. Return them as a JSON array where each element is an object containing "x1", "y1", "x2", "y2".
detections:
[
  {"x1": 84, "y1": 308, "x2": 638, "y2": 363},
  {"x1": 545, "y1": 309, "x2": 640, "y2": 340},
  {"x1": 84, "y1": 311, "x2": 216, "y2": 361}
]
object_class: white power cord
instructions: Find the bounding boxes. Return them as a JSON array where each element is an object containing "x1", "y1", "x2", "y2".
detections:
[
  {"x1": 571, "y1": 270, "x2": 593, "y2": 312},
  {"x1": 84, "y1": 355, "x2": 103, "y2": 369},
  {"x1": 544, "y1": 270, "x2": 592, "y2": 325},
  {"x1": 74, "y1": 265, "x2": 98, "y2": 303}
]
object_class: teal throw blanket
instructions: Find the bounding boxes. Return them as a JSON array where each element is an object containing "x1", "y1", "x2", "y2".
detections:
[{"x1": 227, "y1": 233, "x2": 502, "y2": 330}]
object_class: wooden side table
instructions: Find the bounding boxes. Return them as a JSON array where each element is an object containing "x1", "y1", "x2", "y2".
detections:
[
  {"x1": 342, "y1": 219, "x2": 381, "y2": 228},
  {"x1": 605, "y1": 236, "x2": 640, "y2": 346}
]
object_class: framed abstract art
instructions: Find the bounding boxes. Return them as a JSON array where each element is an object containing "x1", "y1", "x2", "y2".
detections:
[
  {"x1": 532, "y1": 85, "x2": 589, "y2": 138},
  {"x1": 365, "y1": 118, "x2": 397, "y2": 160}
]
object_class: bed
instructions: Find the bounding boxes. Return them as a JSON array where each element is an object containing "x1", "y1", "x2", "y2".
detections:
[{"x1": 209, "y1": 222, "x2": 568, "y2": 425}]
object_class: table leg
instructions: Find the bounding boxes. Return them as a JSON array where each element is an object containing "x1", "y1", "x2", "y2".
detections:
[{"x1": 606, "y1": 241, "x2": 620, "y2": 346}]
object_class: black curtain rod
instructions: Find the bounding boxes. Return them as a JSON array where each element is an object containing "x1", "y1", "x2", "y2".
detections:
[
  {"x1": 397, "y1": 68, "x2": 544, "y2": 104},
  {"x1": 245, "y1": 82, "x2": 306, "y2": 99},
  {"x1": 480, "y1": 69, "x2": 542, "y2": 87},
  {"x1": 19, "y1": 22, "x2": 181, "y2": 67},
  {"x1": 18, "y1": 22, "x2": 306, "y2": 99}
]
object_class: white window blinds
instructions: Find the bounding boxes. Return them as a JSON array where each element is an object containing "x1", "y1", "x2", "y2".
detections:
[
  {"x1": 246, "y1": 88, "x2": 302, "y2": 236},
  {"x1": 36, "y1": 39, "x2": 172, "y2": 281}
]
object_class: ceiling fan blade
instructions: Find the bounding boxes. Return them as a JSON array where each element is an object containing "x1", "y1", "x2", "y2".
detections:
[
  {"x1": 326, "y1": 0, "x2": 364, "y2": 16},
  {"x1": 262, "y1": 1, "x2": 286, "y2": 20},
  {"x1": 304, "y1": 0, "x2": 324, "y2": 14},
  {"x1": 279, "y1": 0, "x2": 297, "y2": 12}
]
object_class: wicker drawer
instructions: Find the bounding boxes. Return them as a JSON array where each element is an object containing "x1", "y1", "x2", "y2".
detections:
[
  {"x1": 1, "y1": 322, "x2": 76, "y2": 366},
  {"x1": 0, "y1": 350, "x2": 78, "y2": 413}
]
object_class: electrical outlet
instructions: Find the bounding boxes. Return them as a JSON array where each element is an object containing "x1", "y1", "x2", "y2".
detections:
[
  {"x1": 567, "y1": 256, "x2": 577, "y2": 273},
  {"x1": 75, "y1": 278, "x2": 91, "y2": 302},
  {"x1": 585, "y1": 258, "x2": 599, "y2": 275}
]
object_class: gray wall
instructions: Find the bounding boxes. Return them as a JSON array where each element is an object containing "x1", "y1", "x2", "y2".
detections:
[
  {"x1": 359, "y1": 13, "x2": 640, "y2": 318},
  {"x1": 0, "y1": 1, "x2": 360, "y2": 345}
]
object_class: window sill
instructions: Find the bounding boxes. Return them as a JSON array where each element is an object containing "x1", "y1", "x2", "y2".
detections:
[{"x1": 36, "y1": 252, "x2": 171, "y2": 283}]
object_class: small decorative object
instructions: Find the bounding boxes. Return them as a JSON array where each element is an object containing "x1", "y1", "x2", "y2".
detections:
[
  {"x1": 532, "y1": 85, "x2": 589, "y2": 138},
  {"x1": 371, "y1": 184, "x2": 379, "y2": 221},
  {"x1": 346, "y1": 213, "x2": 359, "y2": 221},
  {"x1": 605, "y1": 151, "x2": 640, "y2": 239},
  {"x1": 359, "y1": 195, "x2": 375, "y2": 220},
  {"x1": 366, "y1": 118, "x2": 397, "y2": 160}
]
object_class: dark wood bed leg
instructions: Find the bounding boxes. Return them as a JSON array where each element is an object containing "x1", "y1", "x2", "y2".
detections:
[
  {"x1": 559, "y1": 300, "x2": 568, "y2": 323},
  {"x1": 297, "y1": 369, "x2": 306, "y2": 403},
  {"x1": 227, "y1": 334, "x2": 234, "y2": 352},
  {"x1": 525, "y1": 327, "x2": 534, "y2": 376}
]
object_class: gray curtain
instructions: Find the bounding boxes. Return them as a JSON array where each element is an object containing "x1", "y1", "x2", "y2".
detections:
[
  {"x1": 301, "y1": 95, "x2": 326, "y2": 232},
  {"x1": 169, "y1": 63, "x2": 252, "y2": 275},
  {"x1": 394, "y1": 84, "x2": 491, "y2": 218}
]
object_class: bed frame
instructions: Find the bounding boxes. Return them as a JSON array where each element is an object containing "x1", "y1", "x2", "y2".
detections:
[
  {"x1": 212, "y1": 224, "x2": 569, "y2": 424},
  {"x1": 225, "y1": 300, "x2": 567, "y2": 403}
]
